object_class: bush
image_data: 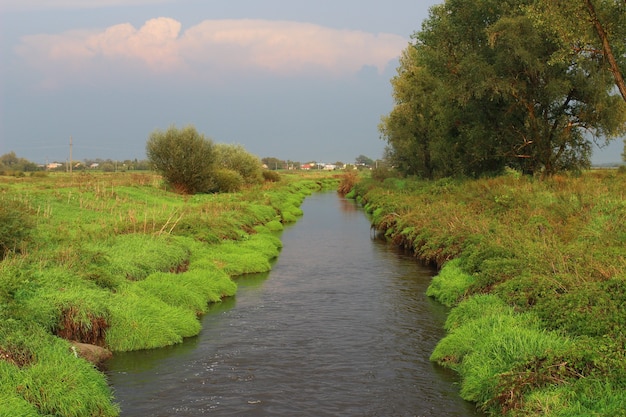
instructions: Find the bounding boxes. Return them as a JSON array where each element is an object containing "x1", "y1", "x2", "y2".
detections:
[
  {"x1": 338, "y1": 171, "x2": 359, "y2": 195},
  {"x1": 211, "y1": 168, "x2": 244, "y2": 193},
  {"x1": 0, "y1": 198, "x2": 33, "y2": 259},
  {"x1": 146, "y1": 125, "x2": 216, "y2": 194},
  {"x1": 214, "y1": 143, "x2": 263, "y2": 185},
  {"x1": 262, "y1": 169, "x2": 281, "y2": 182}
]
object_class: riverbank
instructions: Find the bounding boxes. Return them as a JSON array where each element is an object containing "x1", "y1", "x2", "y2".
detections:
[
  {"x1": 0, "y1": 171, "x2": 338, "y2": 416},
  {"x1": 347, "y1": 170, "x2": 626, "y2": 416}
]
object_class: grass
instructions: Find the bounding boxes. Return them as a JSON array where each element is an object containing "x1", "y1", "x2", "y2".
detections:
[
  {"x1": 0, "y1": 170, "x2": 339, "y2": 416},
  {"x1": 350, "y1": 169, "x2": 626, "y2": 416}
]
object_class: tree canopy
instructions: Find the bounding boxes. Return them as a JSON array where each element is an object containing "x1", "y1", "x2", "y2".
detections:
[
  {"x1": 380, "y1": 0, "x2": 626, "y2": 178},
  {"x1": 146, "y1": 125, "x2": 217, "y2": 194}
]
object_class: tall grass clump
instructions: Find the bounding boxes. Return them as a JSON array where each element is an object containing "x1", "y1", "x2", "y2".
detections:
[
  {"x1": 426, "y1": 258, "x2": 474, "y2": 307},
  {"x1": 431, "y1": 295, "x2": 574, "y2": 413},
  {"x1": 0, "y1": 320, "x2": 119, "y2": 416},
  {"x1": 105, "y1": 285, "x2": 201, "y2": 351},
  {"x1": 0, "y1": 196, "x2": 33, "y2": 259}
]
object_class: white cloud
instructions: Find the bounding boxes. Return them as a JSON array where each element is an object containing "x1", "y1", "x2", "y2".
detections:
[{"x1": 14, "y1": 18, "x2": 408, "y2": 88}]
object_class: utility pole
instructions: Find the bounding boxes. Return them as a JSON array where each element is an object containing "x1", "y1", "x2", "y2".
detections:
[{"x1": 69, "y1": 136, "x2": 73, "y2": 175}]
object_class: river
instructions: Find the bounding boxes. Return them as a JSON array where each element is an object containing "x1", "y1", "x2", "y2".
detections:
[{"x1": 106, "y1": 191, "x2": 482, "y2": 416}]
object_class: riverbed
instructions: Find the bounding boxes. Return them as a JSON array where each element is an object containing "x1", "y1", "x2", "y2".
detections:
[{"x1": 106, "y1": 192, "x2": 482, "y2": 416}]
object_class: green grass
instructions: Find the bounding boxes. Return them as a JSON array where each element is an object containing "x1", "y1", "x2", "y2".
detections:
[
  {"x1": 351, "y1": 170, "x2": 626, "y2": 416},
  {"x1": 0, "y1": 320, "x2": 119, "y2": 417},
  {"x1": 425, "y1": 258, "x2": 474, "y2": 307},
  {"x1": 0, "y1": 171, "x2": 339, "y2": 416}
]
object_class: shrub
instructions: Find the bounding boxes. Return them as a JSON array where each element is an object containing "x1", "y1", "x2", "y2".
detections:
[
  {"x1": 214, "y1": 143, "x2": 263, "y2": 185},
  {"x1": 262, "y1": 169, "x2": 281, "y2": 182},
  {"x1": 338, "y1": 171, "x2": 359, "y2": 195},
  {"x1": 371, "y1": 165, "x2": 397, "y2": 182},
  {"x1": 211, "y1": 168, "x2": 244, "y2": 193},
  {"x1": 146, "y1": 125, "x2": 216, "y2": 194}
]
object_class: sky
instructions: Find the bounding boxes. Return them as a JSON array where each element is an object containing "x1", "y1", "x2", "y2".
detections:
[{"x1": 0, "y1": 0, "x2": 623, "y2": 166}]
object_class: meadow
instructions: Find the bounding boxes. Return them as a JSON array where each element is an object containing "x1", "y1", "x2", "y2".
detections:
[
  {"x1": 348, "y1": 169, "x2": 626, "y2": 417},
  {"x1": 0, "y1": 170, "x2": 338, "y2": 416}
]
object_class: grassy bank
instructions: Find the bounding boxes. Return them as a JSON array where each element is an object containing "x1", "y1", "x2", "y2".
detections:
[
  {"x1": 349, "y1": 170, "x2": 626, "y2": 416},
  {"x1": 0, "y1": 171, "x2": 338, "y2": 416}
]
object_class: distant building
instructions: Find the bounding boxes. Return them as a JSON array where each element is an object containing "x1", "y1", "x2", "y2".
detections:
[{"x1": 46, "y1": 162, "x2": 63, "y2": 170}]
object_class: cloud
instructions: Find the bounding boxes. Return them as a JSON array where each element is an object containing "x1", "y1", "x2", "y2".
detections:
[{"x1": 14, "y1": 18, "x2": 408, "y2": 88}]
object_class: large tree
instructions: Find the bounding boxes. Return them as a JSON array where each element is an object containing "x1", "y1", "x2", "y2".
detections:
[
  {"x1": 383, "y1": 0, "x2": 626, "y2": 178},
  {"x1": 379, "y1": 46, "x2": 439, "y2": 178},
  {"x1": 528, "y1": 0, "x2": 626, "y2": 102}
]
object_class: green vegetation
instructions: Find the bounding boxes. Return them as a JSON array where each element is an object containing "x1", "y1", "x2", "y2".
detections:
[
  {"x1": 0, "y1": 170, "x2": 338, "y2": 416},
  {"x1": 350, "y1": 170, "x2": 626, "y2": 416},
  {"x1": 380, "y1": 0, "x2": 626, "y2": 179},
  {"x1": 145, "y1": 125, "x2": 266, "y2": 194}
]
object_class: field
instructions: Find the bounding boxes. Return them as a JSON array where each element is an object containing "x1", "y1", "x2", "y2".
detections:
[
  {"x1": 348, "y1": 169, "x2": 626, "y2": 416},
  {"x1": 0, "y1": 171, "x2": 338, "y2": 416}
]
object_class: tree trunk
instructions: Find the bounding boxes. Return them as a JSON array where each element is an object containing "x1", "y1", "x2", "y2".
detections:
[{"x1": 585, "y1": 0, "x2": 626, "y2": 102}]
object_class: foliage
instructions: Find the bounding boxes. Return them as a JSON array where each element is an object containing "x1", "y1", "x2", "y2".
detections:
[
  {"x1": 0, "y1": 151, "x2": 40, "y2": 174},
  {"x1": 210, "y1": 168, "x2": 244, "y2": 193},
  {"x1": 355, "y1": 154, "x2": 374, "y2": 167},
  {"x1": 382, "y1": 0, "x2": 626, "y2": 179},
  {"x1": 337, "y1": 171, "x2": 359, "y2": 195},
  {"x1": 527, "y1": 0, "x2": 626, "y2": 103},
  {"x1": 214, "y1": 143, "x2": 263, "y2": 185},
  {"x1": 146, "y1": 125, "x2": 216, "y2": 194},
  {"x1": 262, "y1": 169, "x2": 281, "y2": 182}
]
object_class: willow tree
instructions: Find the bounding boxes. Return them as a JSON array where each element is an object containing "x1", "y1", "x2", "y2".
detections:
[
  {"x1": 379, "y1": 46, "x2": 440, "y2": 179},
  {"x1": 383, "y1": 0, "x2": 626, "y2": 176},
  {"x1": 146, "y1": 125, "x2": 217, "y2": 194},
  {"x1": 528, "y1": 0, "x2": 626, "y2": 103}
]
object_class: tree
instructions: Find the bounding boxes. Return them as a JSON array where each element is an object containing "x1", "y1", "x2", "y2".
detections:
[
  {"x1": 262, "y1": 157, "x2": 285, "y2": 170},
  {"x1": 380, "y1": 46, "x2": 441, "y2": 178},
  {"x1": 528, "y1": 0, "x2": 626, "y2": 103},
  {"x1": 0, "y1": 152, "x2": 39, "y2": 173},
  {"x1": 384, "y1": 0, "x2": 626, "y2": 178},
  {"x1": 146, "y1": 125, "x2": 216, "y2": 194},
  {"x1": 355, "y1": 155, "x2": 374, "y2": 167}
]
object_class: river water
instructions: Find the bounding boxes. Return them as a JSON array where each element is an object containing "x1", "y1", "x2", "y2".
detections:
[{"x1": 106, "y1": 192, "x2": 482, "y2": 416}]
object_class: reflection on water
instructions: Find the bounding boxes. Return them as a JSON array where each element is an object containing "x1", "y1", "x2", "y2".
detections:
[{"x1": 106, "y1": 192, "x2": 482, "y2": 417}]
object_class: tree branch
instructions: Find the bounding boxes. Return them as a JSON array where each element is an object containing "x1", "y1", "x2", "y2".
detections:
[{"x1": 585, "y1": 0, "x2": 626, "y2": 102}]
